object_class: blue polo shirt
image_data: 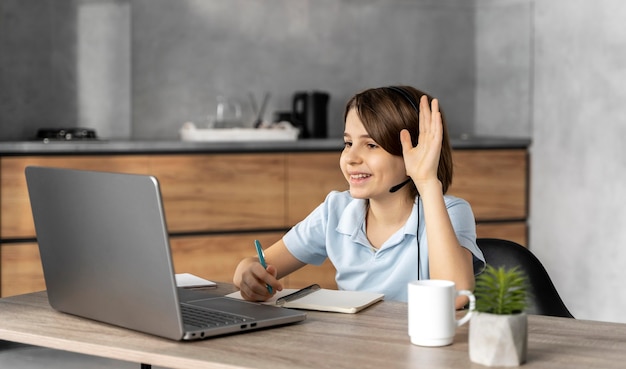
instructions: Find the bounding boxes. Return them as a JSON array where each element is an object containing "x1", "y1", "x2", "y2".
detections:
[{"x1": 283, "y1": 191, "x2": 485, "y2": 302}]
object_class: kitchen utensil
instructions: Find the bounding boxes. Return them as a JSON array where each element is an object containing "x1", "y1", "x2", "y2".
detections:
[{"x1": 292, "y1": 91, "x2": 330, "y2": 138}]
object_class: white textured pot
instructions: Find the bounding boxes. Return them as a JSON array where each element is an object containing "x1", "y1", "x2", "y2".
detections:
[{"x1": 469, "y1": 312, "x2": 528, "y2": 367}]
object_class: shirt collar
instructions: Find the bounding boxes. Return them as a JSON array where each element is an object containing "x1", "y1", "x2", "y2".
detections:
[
  {"x1": 336, "y1": 198, "x2": 419, "y2": 242},
  {"x1": 336, "y1": 198, "x2": 367, "y2": 241}
]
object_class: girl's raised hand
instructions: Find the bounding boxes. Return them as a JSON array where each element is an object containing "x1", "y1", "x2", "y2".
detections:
[{"x1": 399, "y1": 95, "x2": 443, "y2": 189}]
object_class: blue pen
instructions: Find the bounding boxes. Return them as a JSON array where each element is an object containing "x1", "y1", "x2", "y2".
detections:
[{"x1": 254, "y1": 240, "x2": 273, "y2": 294}]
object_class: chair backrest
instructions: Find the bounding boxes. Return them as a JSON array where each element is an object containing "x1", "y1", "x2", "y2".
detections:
[{"x1": 476, "y1": 238, "x2": 574, "y2": 318}]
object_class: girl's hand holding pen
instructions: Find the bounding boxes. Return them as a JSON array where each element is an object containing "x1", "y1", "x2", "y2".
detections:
[
  {"x1": 254, "y1": 240, "x2": 274, "y2": 295},
  {"x1": 233, "y1": 258, "x2": 281, "y2": 301},
  {"x1": 244, "y1": 262, "x2": 280, "y2": 301},
  {"x1": 233, "y1": 256, "x2": 282, "y2": 302}
]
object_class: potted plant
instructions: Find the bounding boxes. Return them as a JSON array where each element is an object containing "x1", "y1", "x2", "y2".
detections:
[{"x1": 469, "y1": 265, "x2": 529, "y2": 367}]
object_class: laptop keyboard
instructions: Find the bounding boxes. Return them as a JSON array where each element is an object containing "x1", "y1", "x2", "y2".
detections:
[{"x1": 181, "y1": 304, "x2": 250, "y2": 328}]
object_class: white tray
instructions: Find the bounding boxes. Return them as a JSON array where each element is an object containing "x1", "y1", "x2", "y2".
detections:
[{"x1": 180, "y1": 122, "x2": 299, "y2": 142}]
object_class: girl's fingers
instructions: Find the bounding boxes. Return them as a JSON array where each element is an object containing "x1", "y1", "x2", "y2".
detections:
[
  {"x1": 431, "y1": 98, "x2": 440, "y2": 118},
  {"x1": 240, "y1": 278, "x2": 268, "y2": 301},
  {"x1": 418, "y1": 96, "x2": 443, "y2": 139},
  {"x1": 400, "y1": 129, "x2": 415, "y2": 153},
  {"x1": 239, "y1": 262, "x2": 282, "y2": 301},
  {"x1": 419, "y1": 95, "x2": 430, "y2": 135}
]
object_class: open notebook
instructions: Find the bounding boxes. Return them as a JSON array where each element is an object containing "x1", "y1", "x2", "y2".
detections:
[{"x1": 228, "y1": 284, "x2": 384, "y2": 314}]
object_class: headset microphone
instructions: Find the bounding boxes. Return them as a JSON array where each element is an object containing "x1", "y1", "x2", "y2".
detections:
[{"x1": 389, "y1": 178, "x2": 411, "y2": 193}]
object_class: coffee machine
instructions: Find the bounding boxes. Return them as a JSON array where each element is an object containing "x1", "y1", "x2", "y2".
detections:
[{"x1": 291, "y1": 91, "x2": 330, "y2": 139}]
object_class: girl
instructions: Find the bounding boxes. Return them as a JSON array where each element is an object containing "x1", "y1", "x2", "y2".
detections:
[{"x1": 234, "y1": 86, "x2": 484, "y2": 308}]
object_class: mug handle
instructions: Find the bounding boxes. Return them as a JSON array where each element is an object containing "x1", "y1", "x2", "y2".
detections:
[{"x1": 455, "y1": 290, "x2": 475, "y2": 327}]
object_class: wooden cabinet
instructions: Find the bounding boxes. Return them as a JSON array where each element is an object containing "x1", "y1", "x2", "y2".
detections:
[
  {"x1": 1, "y1": 156, "x2": 152, "y2": 239},
  {"x1": 448, "y1": 149, "x2": 528, "y2": 246},
  {"x1": 0, "y1": 148, "x2": 528, "y2": 296},
  {"x1": 286, "y1": 152, "x2": 347, "y2": 224},
  {"x1": 449, "y1": 149, "x2": 527, "y2": 221},
  {"x1": 148, "y1": 154, "x2": 287, "y2": 232},
  {"x1": 0, "y1": 154, "x2": 287, "y2": 238},
  {"x1": 0, "y1": 242, "x2": 44, "y2": 297},
  {"x1": 169, "y1": 233, "x2": 338, "y2": 290},
  {"x1": 169, "y1": 232, "x2": 285, "y2": 284}
]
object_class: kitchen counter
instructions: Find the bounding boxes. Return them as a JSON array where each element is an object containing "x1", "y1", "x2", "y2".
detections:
[
  {"x1": 1, "y1": 136, "x2": 530, "y2": 297},
  {"x1": 0, "y1": 137, "x2": 530, "y2": 155}
]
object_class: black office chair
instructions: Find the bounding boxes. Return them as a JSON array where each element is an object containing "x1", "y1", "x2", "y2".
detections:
[{"x1": 476, "y1": 238, "x2": 574, "y2": 318}]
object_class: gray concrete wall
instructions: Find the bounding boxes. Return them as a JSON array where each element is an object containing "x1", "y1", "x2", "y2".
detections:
[
  {"x1": 0, "y1": 0, "x2": 79, "y2": 139},
  {"x1": 131, "y1": 0, "x2": 478, "y2": 140},
  {"x1": 2, "y1": 0, "x2": 484, "y2": 140},
  {"x1": 0, "y1": 0, "x2": 130, "y2": 140},
  {"x1": 531, "y1": 0, "x2": 626, "y2": 323},
  {"x1": 475, "y1": 0, "x2": 532, "y2": 138},
  {"x1": 2, "y1": 0, "x2": 534, "y2": 141}
]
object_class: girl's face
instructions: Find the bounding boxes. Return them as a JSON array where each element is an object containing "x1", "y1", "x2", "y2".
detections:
[{"x1": 340, "y1": 108, "x2": 408, "y2": 200}]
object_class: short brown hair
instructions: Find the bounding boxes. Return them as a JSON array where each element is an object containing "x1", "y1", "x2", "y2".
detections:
[{"x1": 344, "y1": 86, "x2": 454, "y2": 195}]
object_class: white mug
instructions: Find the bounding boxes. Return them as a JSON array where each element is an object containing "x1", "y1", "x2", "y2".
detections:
[{"x1": 407, "y1": 279, "x2": 475, "y2": 347}]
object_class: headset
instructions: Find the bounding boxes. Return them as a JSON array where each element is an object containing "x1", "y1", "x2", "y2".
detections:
[
  {"x1": 387, "y1": 86, "x2": 420, "y2": 115},
  {"x1": 386, "y1": 86, "x2": 423, "y2": 281}
]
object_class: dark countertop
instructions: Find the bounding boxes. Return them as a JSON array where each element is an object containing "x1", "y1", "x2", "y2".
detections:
[{"x1": 0, "y1": 136, "x2": 530, "y2": 156}]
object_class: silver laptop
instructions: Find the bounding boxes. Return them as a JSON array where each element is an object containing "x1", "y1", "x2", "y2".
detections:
[{"x1": 25, "y1": 166, "x2": 305, "y2": 341}]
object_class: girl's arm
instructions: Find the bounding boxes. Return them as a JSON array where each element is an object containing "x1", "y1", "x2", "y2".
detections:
[
  {"x1": 418, "y1": 181, "x2": 475, "y2": 309},
  {"x1": 233, "y1": 239, "x2": 306, "y2": 301},
  {"x1": 400, "y1": 96, "x2": 475, "y2": 309}
]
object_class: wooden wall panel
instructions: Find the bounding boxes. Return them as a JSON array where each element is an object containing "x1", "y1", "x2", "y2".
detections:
[
  {"x1": 1, "y1": 243, "x2": 45, "y2": 296},
  {"x1": 1, "y1": 156, "x2": 150, "y2": 239},
  {"x1": 449, "y1": 149, "x2": 527, "y2": 221},
  {"x1": 286, "y1": 152, "x2": 347, "y2": 225},
  {"x1": 170, "y1": 232, "x2": 337, "y2": 290},
  {"x1": 149, "y1": 154, "x2": 287, "y2": 232},
  {"x1": 170, "y1": 232, "x2": 285, "y2": 284},
  {"x1": 477, "y1": 222, "x2": 527, "y2": 247},
  {"x1": 0, "y1": 149, "x2": 529, "y2": 296}
]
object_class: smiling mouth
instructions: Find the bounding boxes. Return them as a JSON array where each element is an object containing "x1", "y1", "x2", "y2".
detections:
[
  {"x1": 351, "y1": 173, "x2": 371, "y2": 179},
  {"x1": 349, "y1": 173, "x2": 371, "y2": 184}
]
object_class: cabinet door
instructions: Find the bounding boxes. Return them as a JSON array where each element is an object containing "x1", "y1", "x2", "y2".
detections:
[
  {"x1": 1, "y1": 156, "x2": 150, "y2": 239},
  {"x1": 287, "y1": 150, "x2": 527, "y2": 223},
  {"x1": 286, "y1": 152, "x2": 347, "y2": 225},
  {"x1": 170, "y1": 232, "x2": 285, "y2": 284},
  {"x1": 171, "y1": 234, "x2": 338, "y2": 290},
  {"x1": 448, "y1": 149, "x2": 528, "y2": 221},
  {"x1": 148, "y1": 154, "x2": 287, "y2": 232},
  {"x1": 1, "y1": 243, "x2": 45, "y2": 296},
  {"x1": 1, "y1": 233, "x2": 292, "y2": 297},
  {"x1": 476, "y1": 222, "x2": 527, "y2": 246}
]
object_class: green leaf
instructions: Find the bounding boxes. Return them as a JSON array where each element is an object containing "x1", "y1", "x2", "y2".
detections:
[{"x1": 474, "y1": 265, "x2": 529, "y2": 314}]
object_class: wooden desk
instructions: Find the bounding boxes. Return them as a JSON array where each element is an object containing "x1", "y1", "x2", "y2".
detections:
[{"x1": 1, "y1": 286, "x2": 625, "y2": 369}]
